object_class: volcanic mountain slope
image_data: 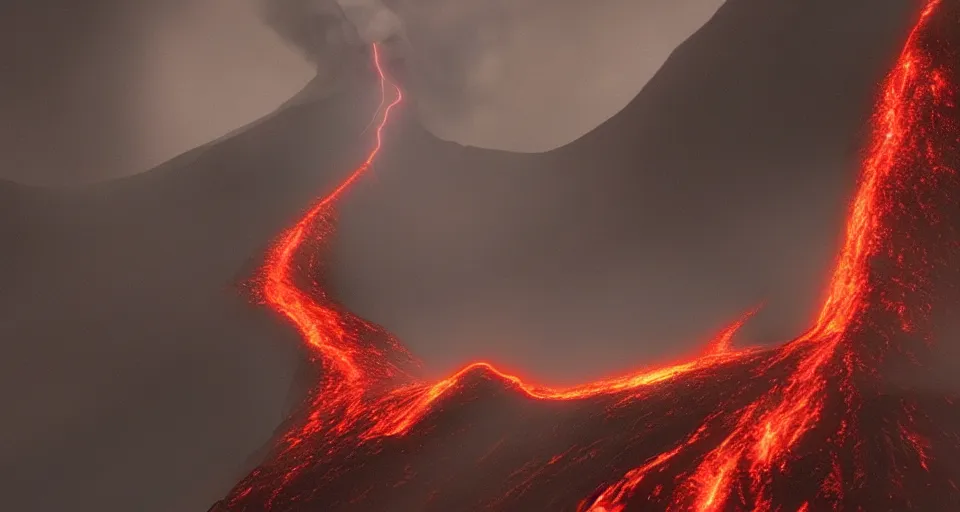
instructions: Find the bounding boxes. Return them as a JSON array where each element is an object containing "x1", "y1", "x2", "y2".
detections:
[
  {"x1": 324, "y1": 0, "x2": 921, "y2": 379},
  {"x1": 0, "y1": 1, "x2": 921, "y2": 512},
  {"x1": 0, "y1": 180, "x2": 31, "y2": 286},
  {"x1": 214, "y1": 1, "x2": 960, "y2": 511}
]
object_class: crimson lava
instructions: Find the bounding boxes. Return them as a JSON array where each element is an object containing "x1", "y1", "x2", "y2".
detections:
[{"x1": 217, "y1": 2, "x2": 960, "y2": 510}]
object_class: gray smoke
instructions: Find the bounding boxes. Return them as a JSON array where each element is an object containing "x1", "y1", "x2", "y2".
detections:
[
  {"x1": 0, "y1": 0, "x2": 313, "y2": 185},
  {"x1": 259, "y1": 0, "x2": 727, "y2": 152}
]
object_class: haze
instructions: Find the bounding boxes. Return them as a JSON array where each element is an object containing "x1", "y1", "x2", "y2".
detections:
[{"x1": 1, "y1": 0, "x2": 724, "y2": 184}]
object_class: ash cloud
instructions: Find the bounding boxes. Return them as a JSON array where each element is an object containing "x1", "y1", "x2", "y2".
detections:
[
  {"x1": 258, "y1": 0, "x2": 509, "y2": 120},
  {"x1": 259, "y1": 0, "x2": 727, "y2": 152},
  {"x1": 258, "y1": 0, "x2": 366, "y2": 83},
  {"x1": 0, "y1": 0, "x2": 313, "y2": 185}
]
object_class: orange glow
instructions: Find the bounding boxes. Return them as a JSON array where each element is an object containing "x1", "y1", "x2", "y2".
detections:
[
  {"x1": 225, "y1": 1, "x2": 960, "y2": 509},
  {"x1": 261, "y1": 43, "x2": 403, "y2": 388}
]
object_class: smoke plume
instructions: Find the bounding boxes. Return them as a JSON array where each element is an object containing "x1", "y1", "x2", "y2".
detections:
[{"x1": 259, "y1": 0, "x2": 727, "y2": 152}]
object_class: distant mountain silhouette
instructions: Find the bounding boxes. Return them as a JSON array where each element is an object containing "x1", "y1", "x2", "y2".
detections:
[{"x1": 0, "y1": 1, "x2": 921, "y2": 511}]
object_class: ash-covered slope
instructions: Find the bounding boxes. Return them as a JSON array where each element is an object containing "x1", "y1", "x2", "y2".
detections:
[
  {"x1": 0, "y1": 180, "x2": 32, "y2": 284},
  {"x1": 0, "y1": 86, "x2": 385, "y2": 512},
  {"x1": 0, "y1": 1, "x2": 922, "y2": 511},
  {"x1": 330, "y1": 0, "x2": 920, "y2": 379},
  {"x1": 219, "y1": 1, "x2": 960, "y2": 510}
]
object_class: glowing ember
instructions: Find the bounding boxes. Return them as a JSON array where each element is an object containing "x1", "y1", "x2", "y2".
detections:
[{"x1": 218, "y1": 2, "x2": 960, "y2": 510}]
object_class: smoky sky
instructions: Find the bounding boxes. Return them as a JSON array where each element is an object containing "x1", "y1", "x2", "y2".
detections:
[
  {"x1": 0, "y1": 0, "x2": 312, "y2": 186},
  {"x1": 0, "y1": 0, "x2": 728, "y2": 185}
]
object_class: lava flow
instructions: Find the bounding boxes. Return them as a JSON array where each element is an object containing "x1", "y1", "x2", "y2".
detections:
[{"x1": 217, "y1": 2, "x2": 960, "y2": 511}]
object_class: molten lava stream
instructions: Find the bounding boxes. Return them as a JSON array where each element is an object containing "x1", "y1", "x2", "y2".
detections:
[
  {"x1": 587, "y1": 1, "x2": 959, "y2": 510},
  {"x1": 251, "y1": 44, "x2": 761, "y2": 459},
  {"x1": 223, "y1": 0, "x2": 960, "y2": 509}
]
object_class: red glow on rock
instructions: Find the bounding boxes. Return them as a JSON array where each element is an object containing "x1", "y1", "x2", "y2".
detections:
[{"x1": 222, "y1": 2, "x2": 960, "y2": 509}]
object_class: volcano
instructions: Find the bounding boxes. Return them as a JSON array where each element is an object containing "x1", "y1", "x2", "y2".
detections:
[
  {"x1": 0, "y1": 1, "x2": 941, "y2": 512},
  {"x1": 210, "y1": 1, "x2": 960, "y2": 511}
]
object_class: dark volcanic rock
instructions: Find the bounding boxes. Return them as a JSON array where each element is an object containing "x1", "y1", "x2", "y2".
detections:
[{"x1": 0, "y1": 0, "x2": 924, "y2": 511}]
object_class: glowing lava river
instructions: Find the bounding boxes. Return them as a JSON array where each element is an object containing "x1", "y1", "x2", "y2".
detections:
[{"x1": 214, "y1": 2, "x2": 960, "y2": 510}]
